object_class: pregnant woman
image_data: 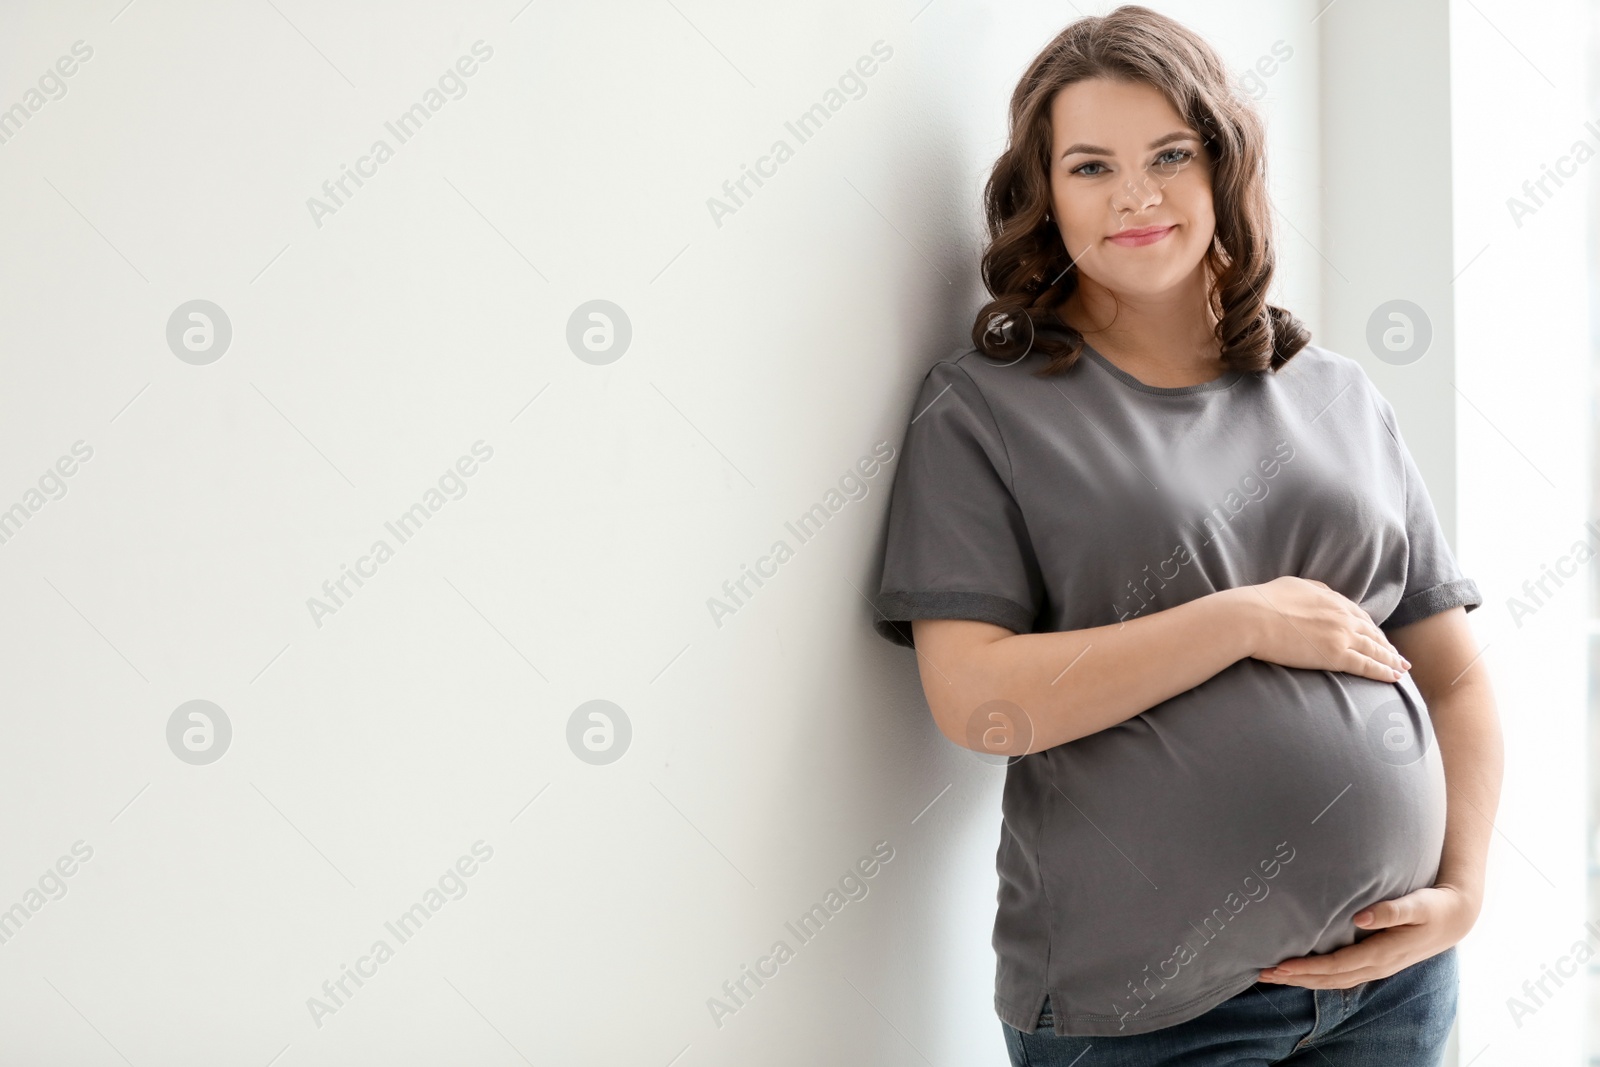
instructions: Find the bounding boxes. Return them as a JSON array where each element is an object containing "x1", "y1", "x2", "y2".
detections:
[{"x1": 871, "y1": 7, "x2": 1504, "y2": 1066}]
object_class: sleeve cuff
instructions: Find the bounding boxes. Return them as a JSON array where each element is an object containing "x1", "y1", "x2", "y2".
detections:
[
  {"x1": 1382, "y1": 578, "x2": 1483, "y2": 632},
  {"x1": 871, "y1": 590, "x2": 1038, "y2": 650}
]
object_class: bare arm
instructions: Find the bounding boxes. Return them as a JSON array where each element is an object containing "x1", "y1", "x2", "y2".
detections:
[
  {"x1": 912, "y1": 577, "x2": 1412, "y2": 753},
  {"x1": 1388, "y1": 606, "x2": 1502, "y2": 906}
]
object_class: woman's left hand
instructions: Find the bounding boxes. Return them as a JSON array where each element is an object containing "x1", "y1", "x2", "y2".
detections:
[{"x1": 1256, "y1": 883, "x2": 1480, "y2": 989}]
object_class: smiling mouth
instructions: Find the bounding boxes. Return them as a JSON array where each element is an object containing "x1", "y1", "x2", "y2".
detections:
[{"x1": 1107, "y1": 225, "x2": 1175, "y2": 246}]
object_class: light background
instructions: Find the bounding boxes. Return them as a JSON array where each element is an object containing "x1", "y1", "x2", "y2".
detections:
[{"x1": 0, "y1": 1, "x2": 1588, "y2": 1065}]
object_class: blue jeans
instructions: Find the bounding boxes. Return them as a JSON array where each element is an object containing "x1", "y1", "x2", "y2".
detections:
[{"x1": 1003, "y1": 946, "x2": 1457, "y2": 1066}]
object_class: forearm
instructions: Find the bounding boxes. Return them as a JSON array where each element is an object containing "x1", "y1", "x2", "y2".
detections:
[
  {"x1": 948, "y1": 588, "x2": 1257, "y2": 751},
  {"x1": 1428, "y1": 676, "x2": 1504, "y2": 900}
]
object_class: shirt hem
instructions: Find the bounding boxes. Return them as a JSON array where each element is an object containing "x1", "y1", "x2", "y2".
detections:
[
  {"x1": 996, "y1": 969, "x2": 1266, "y2": 1038},
  {"x1": 1381, "y1": 577, "x2": 1482, "y2": 632},
  {"x1": 872, "y1": 589, "x2": 1036, "y2": 649}
]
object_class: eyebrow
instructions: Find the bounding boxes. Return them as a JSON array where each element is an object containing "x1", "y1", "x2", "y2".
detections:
[{"x1": 1059, "y1": 131, "x2": 1199, "y2": 160}]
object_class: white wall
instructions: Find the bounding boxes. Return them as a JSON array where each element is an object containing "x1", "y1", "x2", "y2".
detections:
[
  {"x1": 1318, "y1": 4, "x2": 1589, "y2": 1064},
  {"x1": 1445, "y1": 0, "x2": 1594, "y2": 1064},
  {"x1": 0, "y1": 1, "x2": 1510, "y2": 1065}
]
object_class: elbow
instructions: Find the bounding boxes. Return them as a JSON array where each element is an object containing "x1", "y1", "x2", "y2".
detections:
[
  {"x1": 925, "y1": 686, "x2": 996, "y2": 754},
  {"x1": 929, "y1": 691, "x2": 1039, "y2": 755},
  {"x1": 929, "y1": 701, "x2": 974, "y2": 751},
  {"x1": 912, "y1": 620, "x2": 1040, "y2": 754},
  {"x1": 919, "y1": 686, "x2": 965, "y2": 749}
]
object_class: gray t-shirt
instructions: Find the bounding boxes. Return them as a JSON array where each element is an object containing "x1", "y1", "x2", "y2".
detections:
[{"x1": 871, "y1": 335, "x2": 1482, "y2": 1037}]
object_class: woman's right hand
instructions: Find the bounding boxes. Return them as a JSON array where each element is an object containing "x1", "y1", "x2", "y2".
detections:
[{"x1": 1237, "y1": 576, "x2": 1411, "y2": 682}]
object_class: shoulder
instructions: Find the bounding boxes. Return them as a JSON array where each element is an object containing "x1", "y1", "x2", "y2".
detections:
[
  {"x1": 908, "y1": 349, "x2": 1011, "y2": 422},
  {"x1": 1278, "y1": 342, "x2": 1395, "y2": 430},
  {"x1": 897, "y1": 351, "x2": 1021, "y2": 479},
  {"x1": 930, "y1": 345, "x2": 1058, "y2": 406},
  {"x1": 1279, "y1": 340, "x2": 1365, "y2": 386},
  {"x1": 937, "y1": 347, "x2": 1004, "y2": 385}
]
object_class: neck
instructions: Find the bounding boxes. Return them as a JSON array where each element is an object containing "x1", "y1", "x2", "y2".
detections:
[{"x1": 1061, "y1": 274, "x2": 1222, "y2": 378}]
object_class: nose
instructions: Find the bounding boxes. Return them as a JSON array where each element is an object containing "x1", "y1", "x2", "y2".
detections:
[{"x1": 1110, "y1": 171, "x2": 1163, "y2": 217}]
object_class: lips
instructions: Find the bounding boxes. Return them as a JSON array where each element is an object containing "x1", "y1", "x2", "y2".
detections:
[{"x1": 1107, "y1": 224, "x2": 1175, "y2": 247}]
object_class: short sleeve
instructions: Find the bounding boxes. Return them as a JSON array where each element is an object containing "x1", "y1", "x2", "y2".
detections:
[
  {"x1": 1370, "y1": 389, "x2": 1483, "y2": 631},
  {"x1": 871, "y1": 360, "x2": 1046, "y2": 650}
]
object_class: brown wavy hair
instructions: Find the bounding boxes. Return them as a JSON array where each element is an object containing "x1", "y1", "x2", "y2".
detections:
[{"x1": 972, "y1": 4, "x2": 1309, "y2": 377}]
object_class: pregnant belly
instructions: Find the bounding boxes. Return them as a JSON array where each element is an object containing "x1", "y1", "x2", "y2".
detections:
[{"x1": 1009, "y1": 658, "x2": 1447, "y2": 1035}]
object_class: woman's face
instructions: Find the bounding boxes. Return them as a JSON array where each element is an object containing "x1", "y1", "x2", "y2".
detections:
[{"x1": 1048, "y1": 77, "x2": 1215, "y2": 301}]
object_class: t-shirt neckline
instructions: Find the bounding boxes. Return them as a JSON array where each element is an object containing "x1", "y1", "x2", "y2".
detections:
[{"x1": 1079, "y1": 342, "x2": 1245, "y2": 396}]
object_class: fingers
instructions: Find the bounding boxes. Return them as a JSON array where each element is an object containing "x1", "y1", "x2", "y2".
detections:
[
  {"x1": 1260, "y1": 941, "x2": 1382, "y2": 983},
  {"x1": 1261, "y1": 923, "x2": 1425, "y2": 984},
  {"x1": 1337, "y1": 634, "x2": 1403, "y2": 681},
  {"x1": 1256, "y1": 579, "x2": 1415, "y2": 682},
  {"x1": 1354, "y1": 632, "x2": 1409, "y2": 675},
  {"x1": 1346, "y1": 602, "x2": 1410, "y2": 669},
  {"x1": 1345, "y1": 611, "x2": 1409, "y2": 668},
  {"x1": 1376, "y1": 633, "x2": 1410, "y2": 671},
  {"x1": 1356, "y1": 897, "x2": 1419, "y2": 929},
  {"x1": 1347, "y1": 651, "x2": 1403, "y2": 683},
  {"x1": 1261, "y1": 967, "x2": 1388, "y2": 989}
]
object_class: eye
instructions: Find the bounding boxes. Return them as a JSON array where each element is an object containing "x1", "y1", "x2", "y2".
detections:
[{"x1": 1069, "y1": 148, "x2": 1195, "y2": 177}]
